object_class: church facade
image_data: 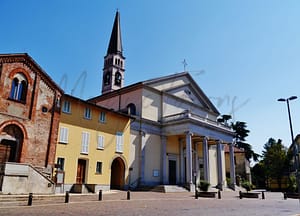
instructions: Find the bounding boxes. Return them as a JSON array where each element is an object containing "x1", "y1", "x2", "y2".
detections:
[{"x1": 89, "y1": 11, "x2": 236, "y2": 191}]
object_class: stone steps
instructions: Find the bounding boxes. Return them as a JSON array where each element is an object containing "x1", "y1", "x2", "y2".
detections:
[{"x1": 152, "y1": 185, "x2": 189, "y2": 193}]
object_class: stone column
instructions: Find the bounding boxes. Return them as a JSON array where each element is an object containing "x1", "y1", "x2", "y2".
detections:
[
  {"x1": 229, "y1": 139, "x2": 236, "y2": 190},
  {"x1": 179, "y1": 138, "x2": 184, "y2": 184},
  {"x1": 161, "y1": 135, "x2": 168, "y2": 184},
  {"x1": 194, "y1": 142, "x2": 199, "y2": 185},
  {"x1": 203, "y1": 137, "x2": 210, "y2": 182},
  {"x1": 217, "y1": 140, "x2": 223, "y2": 190},
  {"x1": 185, "y1": 131, "x2": 193, "y2": 191}
]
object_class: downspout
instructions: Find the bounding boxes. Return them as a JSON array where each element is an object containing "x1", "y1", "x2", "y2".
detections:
[
  {"x1": 45, "y1": 91, "x2": 57, "y2": 168},
  {"x1": 118, "y1": 91, "x2": 121, "y2": 111},
  {"x1": 29, "y1": 73, "x2": 37, "y2": 120}
]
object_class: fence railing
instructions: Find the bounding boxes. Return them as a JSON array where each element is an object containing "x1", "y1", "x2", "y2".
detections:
[{"x1": 161, "y1": 110, "x2": 232, "y2": 131}]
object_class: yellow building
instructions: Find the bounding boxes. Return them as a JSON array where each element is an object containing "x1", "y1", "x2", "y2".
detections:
[{"x1": 55, "y1": 94, "x2": 131, "y2": 193}]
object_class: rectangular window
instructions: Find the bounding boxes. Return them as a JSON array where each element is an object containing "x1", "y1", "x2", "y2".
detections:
[
  {"x1": 57, "y1": 157, "x2": 65, "y2": 171},
  {"x1": 99, "y1": 112, "x2": 106, "y2": 123},
  {"x1": 97, "y1": 135, "x2": 104, "y2": 149},
  {"x1": 116, "y1": 132, "x2": 124, "y2": 153},
  {"x1": 84, "y1": 107, "x2": 92, "y2": 119},
  {"x1": 59, "y1": 127, "x2": 69, "y2": 144},
  {"x1": 96, "y1": 161, "x2": 102, "y2": 174},
  {"x1": 81, "y1": 132, "x2": 90, "y2": 154},
  {"x1": 62, "y1": 100, "x2": 71, "y2": 113}
]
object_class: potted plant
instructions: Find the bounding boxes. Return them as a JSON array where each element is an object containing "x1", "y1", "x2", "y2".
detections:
[
  {"x1": 197, "y1": 180, "x2": 216, "y2": 198},
  {"x1": 199, "y1": 180, "x2": 210, "y2": 192},
  {"x1": 240, "y1": 181, "x2": 259, "y2": 198}
]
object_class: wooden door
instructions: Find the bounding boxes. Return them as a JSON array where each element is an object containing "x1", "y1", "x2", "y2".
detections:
[{"x1": 76, "y1": 159, "x2": 86, "y2": 184}]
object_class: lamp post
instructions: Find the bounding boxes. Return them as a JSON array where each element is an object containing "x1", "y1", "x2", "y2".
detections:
[
  {"x1": 278, "y1": 96, "x2": 299, "y2": 196},
  {"x1": 277, "y1": 96, "x2": 297, "y2": 143}
]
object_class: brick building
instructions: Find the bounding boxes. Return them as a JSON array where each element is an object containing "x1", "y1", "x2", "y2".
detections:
[{"x1": 0, "y1": 53, "x2": 63, "y2": 194}]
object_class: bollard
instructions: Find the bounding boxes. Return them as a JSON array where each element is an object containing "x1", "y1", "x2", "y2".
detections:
[
  {"x1": 284, "y1": 192, "x2": 287, "y2": 200},
  {"x1": 218, "y1": 190, "x2": 221, "y2": 199},
  {"x1": 99, "y1": 190, "x2": 102, "y2": 201},
  {"x1": 65, "y1": 191, "x2": 69, "y2": 203},
  {"x1": 127, "y1": 190, "x2": 130, "y2": 200},
  {"x1": 28, "y1": 193, "x2": 33, "y2": 206},
  {"x1": 239, "y1": 191, "x2": 242, "y2": 199},
  {"x1": 262, "y1": 191, "x2": 265, "y2": 200},
  {"x1": 195, "y1": 188, "x2": 198, "y2": 199}
]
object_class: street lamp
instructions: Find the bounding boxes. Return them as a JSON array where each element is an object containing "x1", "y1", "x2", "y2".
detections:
[
  {"x1": 278, "y1": 96, "x2": 299, "y2": 196},
  {"x1": 278, "y1": 96, "x2": 297, "y2": 144}
]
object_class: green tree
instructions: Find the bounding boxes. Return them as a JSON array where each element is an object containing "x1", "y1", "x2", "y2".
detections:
[
  {"x1": 262, "y1": 138, "x2": 289, "y2": 190},
  {"x1": 251, "y1": 162, "x2": 266, "y2": 189},
  {"x1": 231, "y1": 121, "x2": 260, "y2": 162}
]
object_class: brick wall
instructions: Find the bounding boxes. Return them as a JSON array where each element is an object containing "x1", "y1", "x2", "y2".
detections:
[{"x1": 0, "y1": 54, "x2": 62, "y2": 170}]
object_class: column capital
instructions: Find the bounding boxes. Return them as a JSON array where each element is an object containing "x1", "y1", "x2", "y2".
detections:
[
  {"x1": 216, "y1": 139, "x2": 224, "y2": 144},
  {"x1": 203, "y1": 136, "x2": 209, "y2": 141},
  {"x1": 185, "y1": 131, "x2": 193, "y2": 136},
  {"x1": 139, "y1": 130, "x2": 146, "y2": 137}
]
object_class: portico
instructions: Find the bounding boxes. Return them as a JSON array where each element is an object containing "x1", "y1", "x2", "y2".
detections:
[{"x1": 160, "y1": 110, "x2": 236, "y2": 191}]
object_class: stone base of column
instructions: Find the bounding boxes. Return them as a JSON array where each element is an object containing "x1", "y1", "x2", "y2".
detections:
[
  {"x1": 186, "y1": 183, "x2": 195, "y2": 192},
  {"x1": 228, "y1": 183, "x2": 236, "y2": 191},
  {"x1": 216, "y1": 183, "x2": 223, "y2": 191}
]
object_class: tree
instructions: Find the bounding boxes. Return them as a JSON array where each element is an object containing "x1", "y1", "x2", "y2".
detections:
[
  {"x1": 231, "y1": 121, "x2": 260, "y2": 162},
  {"x1": 262, "y1": 138, "x2": 289, "y2": 190},
  {"x1": 251, "y1": 162, "x2": 266, "y2": 189}
]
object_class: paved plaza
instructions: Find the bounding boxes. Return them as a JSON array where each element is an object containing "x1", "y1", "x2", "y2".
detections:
[{"x1": 0, "y1": 191, "x2": 300, "y2": 216}]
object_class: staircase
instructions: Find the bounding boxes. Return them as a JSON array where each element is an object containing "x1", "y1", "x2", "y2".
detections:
[
  {"x1": 152, "y1": 185, "x2": 189, "y2": 193},
  {"x1": 0, "y1": 162, "x2": 55, "y2": 194}
]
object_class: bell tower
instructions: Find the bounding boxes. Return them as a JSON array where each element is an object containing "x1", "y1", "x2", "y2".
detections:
[{"x1": 102, "y1": 11, "x2": 125, "y2": 94}]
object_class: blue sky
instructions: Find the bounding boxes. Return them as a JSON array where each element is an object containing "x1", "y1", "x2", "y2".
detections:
[{"x1": 1, "y1": 0, "x2": 300, "y2": 156}]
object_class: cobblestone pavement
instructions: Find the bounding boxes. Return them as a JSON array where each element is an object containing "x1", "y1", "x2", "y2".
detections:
[{"x1": 0, "y1": 191, "x2": 300, "y2": 216}]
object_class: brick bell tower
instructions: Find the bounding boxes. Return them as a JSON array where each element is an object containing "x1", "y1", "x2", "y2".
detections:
[{"x1": 102, "y1": 11, "x2": 125, "y2": 94}]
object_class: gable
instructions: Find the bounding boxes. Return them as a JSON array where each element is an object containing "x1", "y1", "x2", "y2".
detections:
[
  {"x1": 166, "y1": 84, "x2": 204, "y2": 107},
  {"x1": 144, "y1": 72, "x2": 220, "y2": 115}
]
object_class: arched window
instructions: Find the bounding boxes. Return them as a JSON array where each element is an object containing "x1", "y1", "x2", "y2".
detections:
[
  {"x1": 104, "y1": 71, "x2": 111, "y2": 85},
  {"x1": 114, "y1": 72, "x2": 122, "y2": 86},
  {"x1": 9, "y1": 73, "x2": 28, "y2": 103},
  {"x1": 127, "y1": 103, "x2": 136, "y2": 115}
]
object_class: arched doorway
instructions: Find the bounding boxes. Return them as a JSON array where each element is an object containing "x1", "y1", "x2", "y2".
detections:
[
  {"x1": 110, "y1": 157, "x2": 125, "y2": 190},
  {"x1": 0, "y1": 125, "x2": 23, "y2": 163}
]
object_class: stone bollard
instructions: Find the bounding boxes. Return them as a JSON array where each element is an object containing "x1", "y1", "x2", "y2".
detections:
[
  {"x1": 99, "y1": 190, "x2": 102, "y2": 201},
  {"x1": 65, "y1": 191, "x2": 69, "y2": 203},
  {"x1": 284, "y1": 192, "x2": 287, "y2": 200},
  {"x1": 28, "y1": 193, "x2": 33, "y2": 206},
  {"x1": 127, "y1": 190, "x2": 131, "y2": 200}
]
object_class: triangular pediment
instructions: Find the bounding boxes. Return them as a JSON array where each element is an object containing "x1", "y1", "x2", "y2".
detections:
[
  {"x1": 165, "y1": 84, "x2": 203, "y2": 105},
  {"x1": 143, "y1": 72, "x2": 220, "y2": 115}
]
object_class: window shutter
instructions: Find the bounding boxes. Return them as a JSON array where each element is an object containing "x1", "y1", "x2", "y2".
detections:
[
  {"x1": 59, "y1": 127, "x2": 69, "y2": 143},
  {"x1": 97, "y1": 135, "x2": 104, "y2": 149},
  {"x1": 116, "y1": 132, "x2": 124, "y2": 153},
  {"x1": 81, "y1": 132, "x2": 89, "y2": 154}
]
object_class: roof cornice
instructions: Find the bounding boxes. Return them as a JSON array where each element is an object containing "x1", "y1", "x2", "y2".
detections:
[{"x1": 0, "y1": 53, "x2": 63, "y2": 94}]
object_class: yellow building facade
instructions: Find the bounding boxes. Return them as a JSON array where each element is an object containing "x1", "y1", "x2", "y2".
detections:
[{"x1": 55, "y1": 94, "x2": 131, "y2": 193}]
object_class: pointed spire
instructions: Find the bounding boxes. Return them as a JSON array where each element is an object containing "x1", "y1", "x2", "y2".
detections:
[{"x1": 107, "y1": 11, "x2": 123, "y2": 56}]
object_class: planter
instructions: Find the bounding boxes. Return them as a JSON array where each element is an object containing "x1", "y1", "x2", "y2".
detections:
[
  {"x1": 239, "y1": 191, "x2": 259, "y2": 199},
  {"x1": 284, "y1": 192, "x2": 300, "y2": 199},
  {"x1": 197, "y1": 191, "x2": 217, "y2": 198}
]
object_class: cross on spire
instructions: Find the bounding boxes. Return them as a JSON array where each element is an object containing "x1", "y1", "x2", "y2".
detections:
[{"x1": 182, "y1": 59, "x2": 187, "y2": 72}]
